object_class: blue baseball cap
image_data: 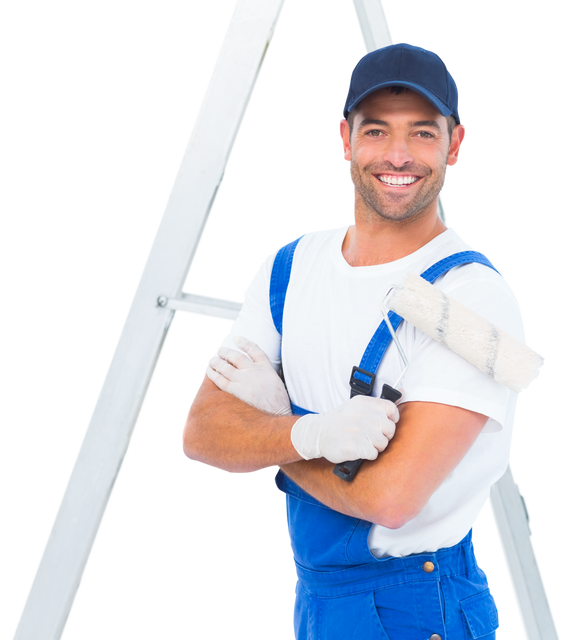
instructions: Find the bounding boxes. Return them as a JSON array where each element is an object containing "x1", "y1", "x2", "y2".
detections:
[{"x1": 343, "y1": 43, "x2": 460, "y2": 124}]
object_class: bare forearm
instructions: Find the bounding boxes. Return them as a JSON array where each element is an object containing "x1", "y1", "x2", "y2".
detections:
[
  {"x1": 183, "y1": 376, "x2": 301, "y2": 472},
  {"x1": 280, "y1": 454, "x2": 394, "y2": 528}
]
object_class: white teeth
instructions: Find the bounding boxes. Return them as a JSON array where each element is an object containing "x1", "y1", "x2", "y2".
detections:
[{"x1": 377, "y1": 175, "x2": 418, "y2": 186}]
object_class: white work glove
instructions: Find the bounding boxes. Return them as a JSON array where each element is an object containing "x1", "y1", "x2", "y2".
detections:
[
  {"x1": 291, "y1": 395, "x2": 399, "y2": 463},
  {"x1": 207, "y1": 335, "x2": 292, "y2": 416}
]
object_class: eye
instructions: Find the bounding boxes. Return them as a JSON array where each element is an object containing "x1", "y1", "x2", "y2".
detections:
[
  {"x1": 414, "y1": 131, "x2": 435, "y2": 139},
  {"x1": 366, "y1": 129, "x2": 384, "y2": 138}
]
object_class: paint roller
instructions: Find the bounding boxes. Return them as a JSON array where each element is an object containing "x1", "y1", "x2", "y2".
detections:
[
  {"x1": 388, "y1": 273, "x2": 543, "y2": 393},
  {"x1": 333, "y1": 273, "x2": 543, "y2": 482}
]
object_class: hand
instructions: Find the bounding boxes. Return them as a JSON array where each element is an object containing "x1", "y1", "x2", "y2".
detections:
[
  {"x1": 290, "y1": 395, "x2": 399, "y2": 463},
  {"x1": 207, "y1": 335, "x2": 292, "y2": 416}
]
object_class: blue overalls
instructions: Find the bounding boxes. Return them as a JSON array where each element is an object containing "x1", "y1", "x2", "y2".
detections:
[{"x1": 270, "y1": 238, "x2": 501, "y2": 639}]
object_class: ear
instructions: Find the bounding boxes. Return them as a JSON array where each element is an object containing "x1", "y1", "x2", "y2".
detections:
[
  {"x1": 340, "y1": 119, "x2": 352, "y2": 161},
  {"x1": 447, "y1": 124, "x2": 465, "y2": 166}
]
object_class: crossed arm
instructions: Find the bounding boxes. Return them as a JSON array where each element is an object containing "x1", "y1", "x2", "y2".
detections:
[
  {"x1": 280, "y1": 401, "x2": 487, "y2": 528},
  {"x1": 184, "y1": 374, "x2": 487, "y2": 529}
]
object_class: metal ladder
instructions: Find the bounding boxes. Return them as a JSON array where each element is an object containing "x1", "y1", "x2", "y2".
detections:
[{"x1": 14, "y1": 1, "x2": 558, "y2": 638}]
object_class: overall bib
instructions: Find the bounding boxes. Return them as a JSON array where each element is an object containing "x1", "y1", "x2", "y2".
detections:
[{"x1": 270, "y1": 238, "x2": 500, "y2": 640}]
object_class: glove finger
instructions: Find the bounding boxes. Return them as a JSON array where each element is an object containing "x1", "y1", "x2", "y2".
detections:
[
  {"x1": 208, "y1": 355, "x2": 227, "y2": 374},
  {"x1": 208, "y1": 356, "x2": 235, "y2": 374},
  {"x1": 233, "y1": 335, "x2": 271, "y2": 366},
  {"x1": 383, "y1": 418, "x2": 396, "y2": 440},
  {"x1": 217, "y1": 346, "x2": 253, "y2": 370},
  {"x1": 206, "y1": 365, "x2": 231, "y2": 391},
  {"x1": 345, "y1": 395, "x2": 399, "y2": 424},
  {"x1": 361, "y1": 444, "x2": 380, "y2": 461},
  {"x1": 378, "y1": 398, "x2": 400, "y2": 423},
  {"x1": 209, "y1": 355, "x2": 240, "y2": 380},
  {"x1": 371, "y1": 433, "x2": 390, "y2": 453}
]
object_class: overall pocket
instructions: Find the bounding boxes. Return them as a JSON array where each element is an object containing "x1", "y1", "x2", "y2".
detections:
[
  {"x1": 460, "y1": 589, "x2": 499, "y2": 639},
  {"x1": 440, "y1": 563, "x2": 498, "y2": 639}
]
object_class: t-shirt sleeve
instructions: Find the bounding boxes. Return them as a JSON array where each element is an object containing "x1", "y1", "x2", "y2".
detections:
[
  {"x1": 219, "y1": 252, "x2": 283, "y2": 371},
  {"x1": 401, "y1": 263, "x2": 525, "y2": 432}
]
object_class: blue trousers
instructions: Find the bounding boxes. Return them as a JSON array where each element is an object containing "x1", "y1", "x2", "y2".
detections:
[{"x1": 277, "y1": 471, "x2": 498, "y2": 639}]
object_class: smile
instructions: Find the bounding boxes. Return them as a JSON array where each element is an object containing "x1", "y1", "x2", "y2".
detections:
[{"x1": 376, "y1": 174, "x2": 420, "y2": 187}]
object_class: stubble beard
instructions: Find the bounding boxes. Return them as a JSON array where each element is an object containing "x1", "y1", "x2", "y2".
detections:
[{"x1": 350, "y1": 160, "x2": 447, "y2": 223}]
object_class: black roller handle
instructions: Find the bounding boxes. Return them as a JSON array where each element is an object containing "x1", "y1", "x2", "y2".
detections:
[{"x1": 332, "y1": 383, "x2": 402, "y2": 482}]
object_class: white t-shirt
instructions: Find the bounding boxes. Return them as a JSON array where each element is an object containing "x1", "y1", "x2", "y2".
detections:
[{"x1": 222, "y1": 227, "x2": 524, "y2": 558}]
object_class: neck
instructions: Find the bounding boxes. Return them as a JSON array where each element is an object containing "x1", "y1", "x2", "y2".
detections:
[{"x1": 342, "y1": 199, "x2": 447, "y2": 267}]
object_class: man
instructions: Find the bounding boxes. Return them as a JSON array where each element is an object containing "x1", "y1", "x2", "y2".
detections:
[{"x1": 184, "y1": 43, "x2": 522, "y2": 639}]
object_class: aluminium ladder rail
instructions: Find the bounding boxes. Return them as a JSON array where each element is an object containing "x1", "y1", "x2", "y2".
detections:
[{"x1": 15, "y1": 1, "x2": 558, "y2": 639}]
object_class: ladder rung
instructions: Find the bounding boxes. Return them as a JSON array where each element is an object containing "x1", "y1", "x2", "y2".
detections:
[{"x1": 159, "y1": 293, "x2": 241, "y2": 319}]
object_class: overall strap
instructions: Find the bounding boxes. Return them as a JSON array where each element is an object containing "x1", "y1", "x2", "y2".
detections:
[{"x1": 270, "y1": 236, "x2": 303, "y2": 336}]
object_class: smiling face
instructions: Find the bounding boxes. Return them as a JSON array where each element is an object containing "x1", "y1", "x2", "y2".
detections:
[{"x1": 341, "y1": 88, "x2": 464, "y2": 225}]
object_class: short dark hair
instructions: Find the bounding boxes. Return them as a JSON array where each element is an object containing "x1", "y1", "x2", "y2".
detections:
[{"x1": 347, "y1": 86, "x2": 457, "y2": 140}]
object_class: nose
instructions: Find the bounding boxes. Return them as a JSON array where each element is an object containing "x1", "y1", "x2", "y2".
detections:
[{"x1": 382, "y1": 135, "x2": 414, "y2": 168}]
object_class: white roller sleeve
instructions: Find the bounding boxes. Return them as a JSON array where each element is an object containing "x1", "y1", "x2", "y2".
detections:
[{"x1": 387, "y1": 273, "x2": 543, "y2": 393}]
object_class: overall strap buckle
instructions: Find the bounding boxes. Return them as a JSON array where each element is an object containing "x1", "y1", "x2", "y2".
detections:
[{"x1": 349, "y1": 366, "x2": 376, "y2": 398}]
